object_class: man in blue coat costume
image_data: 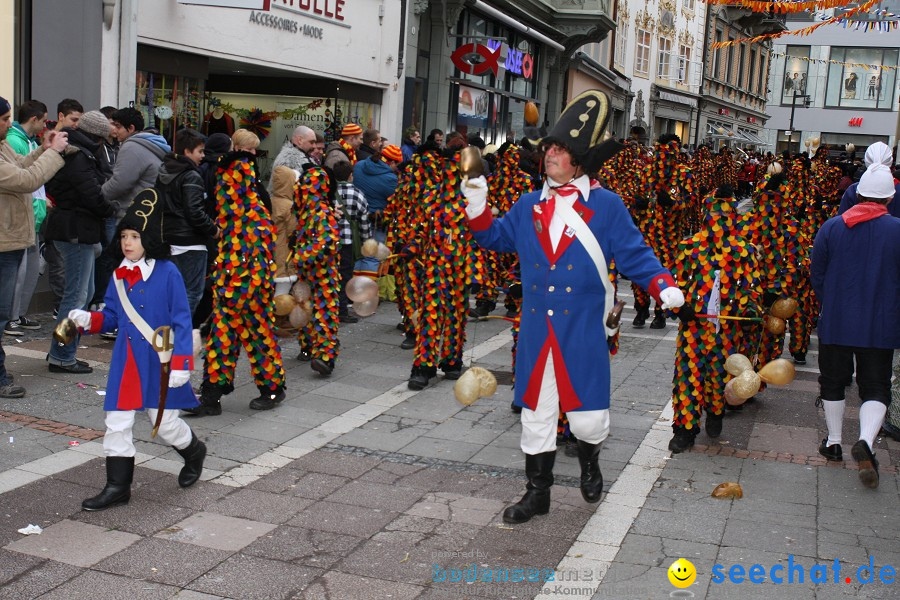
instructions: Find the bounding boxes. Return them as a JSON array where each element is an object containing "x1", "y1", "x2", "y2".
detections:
[
  {"x1": 463, "y1": 91, "x2": 685, "y2": 523},
  {"x1": 69, "y1": 189, "x2": 207, "y2": 510},
  {"x1": 812, "y1": 147, "x2": 900, "y2": 488}
]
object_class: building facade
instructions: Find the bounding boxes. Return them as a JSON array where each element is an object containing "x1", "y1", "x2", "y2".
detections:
[
  {"x1": 601, "y1": 0, "x2": 708, "y2": 145},
  {"x1": 697, "y1": 7, "x2": 784, "y2": 150},
  {"x1": 401, "y1": 0, "x2": 615, "y2": 145},
  {"x1": 764, "y1": 10, "x2": 900, "y2": 156}
]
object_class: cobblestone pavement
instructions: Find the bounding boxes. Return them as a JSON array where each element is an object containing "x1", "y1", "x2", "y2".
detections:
[{"x1": 1, "y1": 289, "x2": 897, "y2": 599}]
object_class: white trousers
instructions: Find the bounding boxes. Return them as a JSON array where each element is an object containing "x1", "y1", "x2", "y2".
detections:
[
  {"x1": 520, "y1": 353, "x2": 610, "y2": 454},
  {"x1": 103, "y1": 409, "x2": 192, "y2": 457}
]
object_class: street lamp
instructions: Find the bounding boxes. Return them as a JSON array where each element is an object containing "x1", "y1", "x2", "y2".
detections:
[{"x1": 788, "y1": 89, "x2": 811, "y2": 154}]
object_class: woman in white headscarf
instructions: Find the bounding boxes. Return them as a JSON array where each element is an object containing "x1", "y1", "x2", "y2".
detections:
[{"x1": 838, "y1": 142, "x2": 900, "y2": 218}]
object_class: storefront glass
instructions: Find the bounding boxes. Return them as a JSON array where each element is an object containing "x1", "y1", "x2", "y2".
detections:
[
  {"x1": 825, "y1": 47, "x2": 898, "y2": 109},
  {"x1": 781, "y1": 45, "x2": 810, "y2": 104},
  {"x1": 136, "y1": 70, "x2": 206, "y2": 142}
]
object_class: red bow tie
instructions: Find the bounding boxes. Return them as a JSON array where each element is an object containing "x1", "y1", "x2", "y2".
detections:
[
  {"x1": 115, "y1": 265, "x2": 142, "y2": 287},
  {"x1": 540, "y1": 183, "x2": 579, "y2": 231}
]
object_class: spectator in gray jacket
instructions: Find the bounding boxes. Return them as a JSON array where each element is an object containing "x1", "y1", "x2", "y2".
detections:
[
  {"x1": 101, "y1": 108, "x2": 170, "y2": 221},
  {"x1": 268, "y1": 125, "x2": 316, "y2": 190}
]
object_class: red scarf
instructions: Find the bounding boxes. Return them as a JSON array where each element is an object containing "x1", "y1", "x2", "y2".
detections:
[
  {"x1": 340, "y1": 138, "x2": 357, "y2": 165},
  {"x1": 842, "y1": 202, "x2": 888, "y2": 228}
]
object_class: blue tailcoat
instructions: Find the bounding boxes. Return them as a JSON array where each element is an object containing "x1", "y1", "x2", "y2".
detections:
[
  {"x1": 91, "y1": 260, "x2": 199, "y2": 411},
  {"x1": 811, "y1": 213, "x2": 900, "y2": 349},
  {"x1": 470, "y1": 186, "x2": 675, "y2": 411}
]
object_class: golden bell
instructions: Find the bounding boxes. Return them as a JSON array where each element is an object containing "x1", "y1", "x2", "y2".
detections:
[
  {"x1": 764, "y1": 315, "x2": 786, "y2": 335},
  {"x1": 459, "y1": 146, "x2": 484, "y2": 180},
  {"x1": 453, "y1": 370, "x2": 480, "y2": 406},
  {"x1": 725, "y1": 353, "x2": 752, "y2": 377},
  {"x1": 769, "y1": 298, "x2": 798, "y2": 319},
  {"x1": 53, "y1": 318, "x2": 78, "y2": 346},
  {"x1": 732, "y1": 370, "x2": 761, "y2": 400},
  {"x1": 757, "y1": 359, "x2": 796, "y2": 385}
]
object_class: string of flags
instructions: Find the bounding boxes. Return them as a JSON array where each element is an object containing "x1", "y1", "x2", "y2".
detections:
[
  {"x1": 704, "y1": 0, "x2": 856, "y2": 13},
  {"x1": 772, "y1": 51, "x2": 900, "y2": 71},
  {"x1": 709, "y1": 0, "x2": 882, "y2": 48}
]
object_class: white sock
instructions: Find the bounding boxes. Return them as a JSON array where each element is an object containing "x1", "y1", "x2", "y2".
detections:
[
  {"x1": 858, "y1": 401, "x2": 887, "y2": 450},
  {"x1": 823, "y1": 399, "x2": 845, "y2": 447}
]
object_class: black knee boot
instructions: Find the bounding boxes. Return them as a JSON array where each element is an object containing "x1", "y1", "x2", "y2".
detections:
[
  {"x1": 82, "y1": 456, "x2": 134, "y2": 511},
  {"x1": 649, "y1": 307, "x2": 666, "y2": 329},
  {"x1": 576, "y1": 440, "x2": 604, "y2": 503},
  {"x1": 174, "y1": 432, "x2": 207, "y2": 488},
  {"x1": 503, "y1": 451, "x2": 555, "y2": 524}
]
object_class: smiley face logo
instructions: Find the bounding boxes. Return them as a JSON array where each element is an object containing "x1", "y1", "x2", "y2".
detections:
[{"x1": 668, "y1": 558, "x2": 696, "y2": 588}]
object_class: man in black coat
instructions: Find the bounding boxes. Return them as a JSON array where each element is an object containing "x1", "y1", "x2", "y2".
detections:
[
  {"x1": 159, "y1": 129, "x2": 218, "y2": 317},
  {"x1": 44, "y1": 113, "x2": 117, "y2": 374}
]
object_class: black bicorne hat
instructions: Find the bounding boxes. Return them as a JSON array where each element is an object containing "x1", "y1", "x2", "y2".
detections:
[
  {"x1": 116, "y1": 188, "x2": 170, "y2": 260},
  {"x1": 541, "y1": 90, "x2": 624, "y2": 173}
]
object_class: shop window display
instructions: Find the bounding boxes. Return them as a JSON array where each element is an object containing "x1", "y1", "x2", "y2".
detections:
[
  {"x1": 781, "y1": 46, "x2": 810, "y2": 104},
  {"x1": 135, "y1": 71, "x2": 204, "y2": 142},
  {"x1": 825, "y1": 47, "x2": 898, "y2": 109}
]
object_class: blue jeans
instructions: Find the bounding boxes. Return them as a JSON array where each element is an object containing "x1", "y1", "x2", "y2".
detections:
[
  {"x1": 91, "y1": 217, "x2": 120, "y2": 306},
  {"x1": 48, "y1": 241, "x2": 96, "y2": 366},
  {"x1": 169, "y1": 250, "x2": 208, "y2": 317},
  {"x1": 0, "y1": 249, "x2": 24, "y2": 385}
]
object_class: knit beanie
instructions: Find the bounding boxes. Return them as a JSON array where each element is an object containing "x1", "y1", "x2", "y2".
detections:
[{"x1": 79, "y1": 110, "x2": 111, "y2": 138}]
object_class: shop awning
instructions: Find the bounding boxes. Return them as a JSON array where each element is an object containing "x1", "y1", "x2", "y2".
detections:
[{"x1": 739, "y1": 130, "x2": 767, "y2": 145}]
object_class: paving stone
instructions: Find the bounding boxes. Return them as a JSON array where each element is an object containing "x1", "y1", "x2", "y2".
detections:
[
  {"x1": 467, "y1": 444, "x2": 527, "y2": 470},
  {"x1": 209, "y1": 488, "x2": 312, "y2": 524},
  {"x1": 0, "y1": 558, "x2": 83, "y2": 600},
  {"x1": 336, "y1": 530, "x2": 434, "y2": 584},
  {"x1": 632, "y1": 507, "x2": 727, "y2": 545},
  {"x1": 0, "y1": 478, "x2": 94, "y2": 544},
  {"x1": 287, "y1": 500, "x2": 399, "y2": 537},
  {"x1": 253, "y1": 404, "x2": 337, "y2": 428},
  {"x1": 189, "y1": 553, "x2": 322, "y2": 600},
  {"x1": 398, "y1": 436, "x2": 485, "y2": 463},
  {"x1": 217, "y1": 417, "x2": 309, "y2": 444},
  {"x1": 395, "y1": 467, "x2": 490, "y2": 494},
  {"x1": 72, "y1": 496, "x2": 191, "y2": 536},
  {"x1": 748, "y1": 423, "x2": 821, "y2": 457},
  {"x1": 425, "y1": 418, "x2": 505, "y2": 445},
  {"x1": 94, "y1": 537, "x2": 231, "y2": 586},
  {"x1": 4, "y1": 519, "x2": 140, "y2": 567},
  {"x1": 288, "y1": 450, "x2": 380, "y2": 478},
  {"x1": 297, "y1": 571, "x2": 424, "y2": 600},
  {"x1": 324, "y1": 480, "x2": 424, "y2": 512},
  {"x1": 242, "y1": 524, "x2": 362, "y2": 569},
  {"x1": 202, "y1": 432, "x2": 278, "y2": 463},
  {"x1": 139, "y1": 479, "x2": 234, "y2": 511},
  {"x1": 291, "y1": 394, "x2": 368, "y2": 415},
  {"x1": 154, "y1": 511, "x2": 277, "y2": 552},
  {"x1": 36, "y1": 569, "x2": 178, "y2": 600},
  {"x1": 405, "y1": 492, "x2": 505, "y2": 526},
  {"x1": 594, "y1": 562, "x2": 709, "y2": 600},
  {"x1": 463, "y1": 525, "x2": 573, "y2": 570},
  {"x1": 292, "y1": 472, "x2": 352, "y2": 500},
  {"x1": 0, "y1": 547, "x2": 44, "y2": 584},
  {"x1": 334, "y1": 424, "x2": 431, "y2": 452}
]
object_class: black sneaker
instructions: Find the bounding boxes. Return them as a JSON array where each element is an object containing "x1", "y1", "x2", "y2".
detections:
[
  {"x1": 0, "y1": 383, "x2": 25, "y2": 398},
  {"x1": 818, "y1": 438, "x2": 843, "y2": 461},
  {"x1": 311, "y1": 358, "x2": 334, "y2": 376},
  {"x1": 296, "y1": 349, "x2": 311, "y2": 362},
  {"x1": 649, "y1": 313, "x2": 666, "y2": 329},
  {"x1": 510, "y1": 400, "x2": 522, "y2": 414},
  {"x1": 851, "y1": 440, "x2": 879, "y2": 488},
  {"x1": 49, "y1": 362, "x2": 93, "y2": 374},
  {"x1": 400, "y1": 332, "x2": 416, "y2": 350},
  {"x1": 15, "y1": 316, "x2": 40, "y2": 330},
  {"x1": 339, "y1": 314, "x2": 359, "y2": 324},
  {"x1": 3, "y1": 321, "x2": 24, "y2": 337},
  {"x1": 792, "y1": 352, "x2": 806, "y2": 366}
]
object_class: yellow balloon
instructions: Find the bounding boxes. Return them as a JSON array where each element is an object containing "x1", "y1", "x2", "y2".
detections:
[
  {"x1": 274, "y1": 294, "x2": 297, "y2": 316},
  {"x1": 291, "y1": 281, "x2": 311, "y2": 302},
  {"x1": 724, "y1": 378, "x2": 745, "y2": 406},
  {"x1": 454, "y1": 370, "x2": 480, "y2": 406},
  {"x1": 288, "y1": 306, "x2": 310, "y2": 328},
  {"x1": 764, "y1": 315, "x2": 786, "y2": 335},
  {"x1": 732, "y1": 370, "x2": 761, "y2": 400},
  {"x1": 361, "y1": 238, "x2": 379, "y2": 258},
  {"x1": 757, "y1": 359, "x2": 796, "y2": 385},
  {"x1": 725, "y1": 354, "x2": 752, "y2": 377},
  {"x1": 468, "y1": 367, "x2": 497, "y2": 397},
  {"x1": 769, "y1": 298, "x2": 798, "y2": 319}
]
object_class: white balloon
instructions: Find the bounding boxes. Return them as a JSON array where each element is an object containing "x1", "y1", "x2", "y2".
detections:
[{"x1": 354, "y1": 297, "x2": 378, "y2": 317}]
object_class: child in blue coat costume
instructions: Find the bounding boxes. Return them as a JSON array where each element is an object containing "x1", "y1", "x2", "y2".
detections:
[
  {"x1": 464, "y1": 91, "x2": 685, "y2": 524},
  {"x1": 70, "y1": 189, "x2": 207, "y2": 511}
]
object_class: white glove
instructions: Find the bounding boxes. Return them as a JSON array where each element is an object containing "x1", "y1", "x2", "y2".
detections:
[
  {"x1": 659, "y1": 287, "x2": 686, "y2": 310},
  {"x1": 168, "y1": 370, "x2": 191, "y2": 388},
  {"x1": 461, "y1": 175, "x2": 488, "y2": 219},
  {"x1": 68, "y1": 309, "x2": 92, "y2": 329}
]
